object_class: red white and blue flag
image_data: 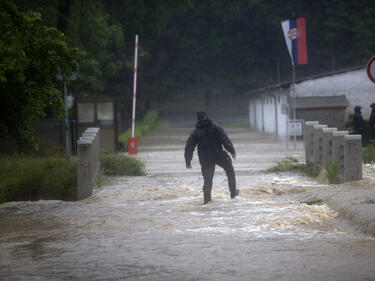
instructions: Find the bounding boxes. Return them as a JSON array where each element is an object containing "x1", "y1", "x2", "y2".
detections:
[{"x1": 281, "y1": 17, "x2": 308, "y2": 65}]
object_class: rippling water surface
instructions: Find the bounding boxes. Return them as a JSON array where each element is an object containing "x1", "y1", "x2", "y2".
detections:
[{"x1": 1, "y1": 128, "x2": 375, "y2": 281}]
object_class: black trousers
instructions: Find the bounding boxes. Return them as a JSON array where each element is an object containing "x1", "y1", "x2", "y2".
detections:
[{"x1": 200, "y1": 152, "x2": 236, "y2": 197}]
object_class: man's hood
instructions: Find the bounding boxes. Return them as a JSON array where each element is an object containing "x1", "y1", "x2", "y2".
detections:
[{"x1": 196, "y1": 118, "x2": 213, "y2": 129}]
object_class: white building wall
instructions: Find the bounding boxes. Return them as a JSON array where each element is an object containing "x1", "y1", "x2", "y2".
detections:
[
  {"x1": 295, "y1": 68, "x2": 375, "y2": 119},
  {"x1": 248, "y1": 68, "x2": 375, "y2": 138},
  {"x1": 278, "y1": 94, "x2": 288, "y2": 137},
  {"x1": 248, "y1": 90, "x2": 289, "y2": 138},
  {"x1": 255, "y1": 99, "x2": 263, "y2": 131},
  {"x1": 264, "y1": 96, "x2": 276, "y2": 134}
]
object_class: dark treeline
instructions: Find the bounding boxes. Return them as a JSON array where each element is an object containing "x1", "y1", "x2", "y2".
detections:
[
  {"x1": 2, "y1": 0, "x2": 375, "y2": 148},
  {"x1": 12, "y1": 0, "x2": 375, "y2": 97}
]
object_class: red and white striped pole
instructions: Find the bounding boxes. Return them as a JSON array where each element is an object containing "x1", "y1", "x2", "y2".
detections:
[{"x1": 128, "y1": 34, "x2": 139, "y2": 154}]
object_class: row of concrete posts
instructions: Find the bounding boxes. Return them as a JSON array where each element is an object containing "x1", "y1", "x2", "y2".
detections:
[
  {"x1": 77, "y1": 128, "x2": 100, "y2": 200},
  {"x1": 304, "y1": 121, "x2": 362, "y2": 183}
]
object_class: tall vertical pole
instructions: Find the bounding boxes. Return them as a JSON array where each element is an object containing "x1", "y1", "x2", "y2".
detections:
[
  {"x1": 64, "y1": 81, "x2": 71, "y2": 158},
  {"x1": 128, "y1": 35, "x2": 139, "y2": 155},
  {"x1": 276, "y1": 57, "x2": 280, "y2": 85},
  {"x1": 131, "y1": 34, "x2": 139, "y2": 138},
  {"x1": 292, "y1": 64, "x2": 296, "y2": 149}
]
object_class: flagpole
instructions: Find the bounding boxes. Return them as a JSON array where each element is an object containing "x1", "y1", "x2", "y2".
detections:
[
  {"x1": 292, "y1": 64, "x2": 296, "y2": 149},
  {"x1": 281, "y1": 16, "x2": 308, "y2": 150}
]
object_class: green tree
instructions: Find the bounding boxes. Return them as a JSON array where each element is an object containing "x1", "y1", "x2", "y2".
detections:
[
  {"x1": 8, "y1": 0, "x2": 375, "y2": 117},
  {"x1": 0, "y1": 1, "x2": 81, "y2": 150},
  {"x1": 64, "y1": 0, "x2": 125, "y2": 97}
]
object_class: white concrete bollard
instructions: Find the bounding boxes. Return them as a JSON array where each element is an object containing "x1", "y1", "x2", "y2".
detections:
[
  {"x1": 322, "y1": 127, "x2": 337, "y2": 168},
  {"x1": 77, "y1": 127, "x2": 100, "y2": 200},
  {"x1": 332, "y1": 131, "x2": 348, "y2": 183},
  {"x1": 77, "y1": 139, "x2": 93, "y2": 200},
  {"x1": 80, "y1": 134, "x2": 96, "y2": 189},
  {"x1": 313, "y1": 124, "x2": 327, "y2": 170},
  {"x1": 304, "y1": 121, "x2": 319, "y2": 165},
  {"x1": 344, "y1": 135, "x2": 362, "y2": 182},
  {"x1": 83, "y1": 128, "x2": 100, "y2": 180}
]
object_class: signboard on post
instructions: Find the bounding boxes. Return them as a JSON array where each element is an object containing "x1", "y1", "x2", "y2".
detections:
[
  {"x1": 367, "y1": 56, "x2": 375, "y2": 83},
  {"x1": 287, "y1": 119, "x2": 304, "y2": 150},
  {"x1": 287, "y1": 119, "x2": 304, "y2": 136}
]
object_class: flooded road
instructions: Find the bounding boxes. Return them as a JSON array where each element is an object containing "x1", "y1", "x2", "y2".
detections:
[{"x1": 1, "y1": 126, "x2": 375, "y2": 281}]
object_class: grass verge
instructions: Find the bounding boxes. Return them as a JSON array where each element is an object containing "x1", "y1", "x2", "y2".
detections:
[
  {"x1": 267, "y1": 156, "x2": 304, "y2": 173},
  {"x1": 0, "y1": 156, "x2": 77, "y2": 203},
  {"x1": 118, "y1": 109, "x2": 163, "y2": 151},
  {"x1": 0, "y1": 152, "x2": 146, "y2": 203},
  {"x1": 100, "y1": 153, "x2": 145, "y2": 176},
  {"x1": 363, "y1": 143, "x2": 375, "y2": 163},
  {"x1": 267, "y1": 157, "x2": 319, "y2": 177},
  {"x1": 268, "y1": 156, "x2": 344, "y2": 184},
  {"x1": 324, "y1": 160, "x2": 340, "y2": 184}
]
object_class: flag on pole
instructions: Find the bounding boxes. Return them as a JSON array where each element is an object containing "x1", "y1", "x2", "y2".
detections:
[{"x1": 281, "y1": 17, "x2": 308, "y2": 65}]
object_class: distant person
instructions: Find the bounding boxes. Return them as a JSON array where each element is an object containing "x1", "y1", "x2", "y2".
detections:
[
  {"x1": 370, "y1": 103, "x2": 375, "y2": 139},
  {"x1": 353, "y1": 105, "x2": 365, "y2": 136},
  {"x1": 184, "y1": 111, "x2": 239, "y2": 204}
]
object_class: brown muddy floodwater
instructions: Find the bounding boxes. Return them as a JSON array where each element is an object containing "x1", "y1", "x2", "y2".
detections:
[{"x1": 1, "y1": 127, "x2": 375, "y2": 281}]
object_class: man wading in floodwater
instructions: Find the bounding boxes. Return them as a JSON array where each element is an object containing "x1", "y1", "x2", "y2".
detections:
[{"x1": 184, "y1": 112, "x2": 239, "y2": 204}]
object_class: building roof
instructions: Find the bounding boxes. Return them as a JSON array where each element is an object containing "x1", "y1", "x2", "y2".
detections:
[
  {"x1": 244, "y1": 65, "x2": 365, "y2": 97},
  {"x1": 76, "y1": 93, "x2": 116, "y2": 102},
  {"x1": 295, "y1": 95, "x2": 349, "y2": 109}
]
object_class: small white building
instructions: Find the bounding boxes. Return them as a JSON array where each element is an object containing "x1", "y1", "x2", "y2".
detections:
[
  {"x1": 247, "y1": 66, "x2": 375, "y2": 137},
  {"x1": 248, "y1": 87, "x2": 290, "y2": 137},
  {"x1": 295, "y1": 67, "x2": 375, "y2": 119}
]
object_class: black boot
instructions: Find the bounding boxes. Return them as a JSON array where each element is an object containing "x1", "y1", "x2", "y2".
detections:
[
  {"x1": 231, "y1": 189, "x2": 239, "y2": 199},
  {"x1": 204, "y1": 189, "x2": 211, "y2": 204}
]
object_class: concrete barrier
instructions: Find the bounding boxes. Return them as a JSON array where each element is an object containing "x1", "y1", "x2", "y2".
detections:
[
  {"x1": 313, "y1": 124, "x2": 327, "y2": 170},
  {"x1": 304, "y1": 121, "x2": 319, "y2": 165},
  {"x1": 303, "y1": 123, "x2": 363, "y2": 183},
  {"x1": 332, "y1": 131, "x2": 348, "y2": 183},
  {"x1": 77, "y1": 128, "x2": 100, "y2": 200},
  {"x1": 344, "y1": 135, "x2": 362, "y2": 182},
  {"x1": 322, "y1": 127, "x2": 337, "y2": 168}
]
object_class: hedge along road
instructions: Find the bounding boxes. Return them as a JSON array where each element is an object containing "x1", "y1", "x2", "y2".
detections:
[{"x1": 1, "y1": 112, "x2": 375, "y2": 280}]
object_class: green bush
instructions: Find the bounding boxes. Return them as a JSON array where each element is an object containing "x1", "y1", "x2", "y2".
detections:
[
  {"x1": 118, "y1": 109, "x2": 162, "y2": 151},
  {"x1": 267, "y1": 156, "x2": 304, "y2": 172},
  {"x1": 101, "y1": 153, "x2": 145, "y2": 176},
  {"x1": 267, "y1": 157, "x2": 319, "y2": 177},
  {"x1": 324, "y1": 160, "x2": 340, "y2": 184},
  {"x1": 0, "y1": 156, "x2": 77, "y2": 203},
  {"x1": 363, "y1": 144, "x2": 375, "y2": 163},
  {"x1": 0, "y1": 151, "x2": 147, "y2": 204},
  {"x1": 39, "y1": 158, "x2": 77, "y2": 200}
]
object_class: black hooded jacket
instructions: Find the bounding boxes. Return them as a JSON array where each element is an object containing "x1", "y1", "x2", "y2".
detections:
[
  {"x1": 370, "y1": 109, "x2": 375, "y2": 128},
  {"x1": 353, "y1": 107, "x2": 364, "y2": 134},
  {"x1": 184, "y1": 118, "x2": 235, "y2": 166}
]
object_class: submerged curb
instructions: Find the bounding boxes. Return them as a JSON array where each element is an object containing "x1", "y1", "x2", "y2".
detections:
[{"x1": 325, "y1": 185, "x2": 375, "y2": 236}]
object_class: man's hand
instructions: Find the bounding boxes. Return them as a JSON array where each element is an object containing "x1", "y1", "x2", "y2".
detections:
[
  {"x1": 231, "y1": 153, "x2": 236, "y2": 160},
  {"x1": 186, "y1": 164, "x2": 192, "y2": 169}
]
